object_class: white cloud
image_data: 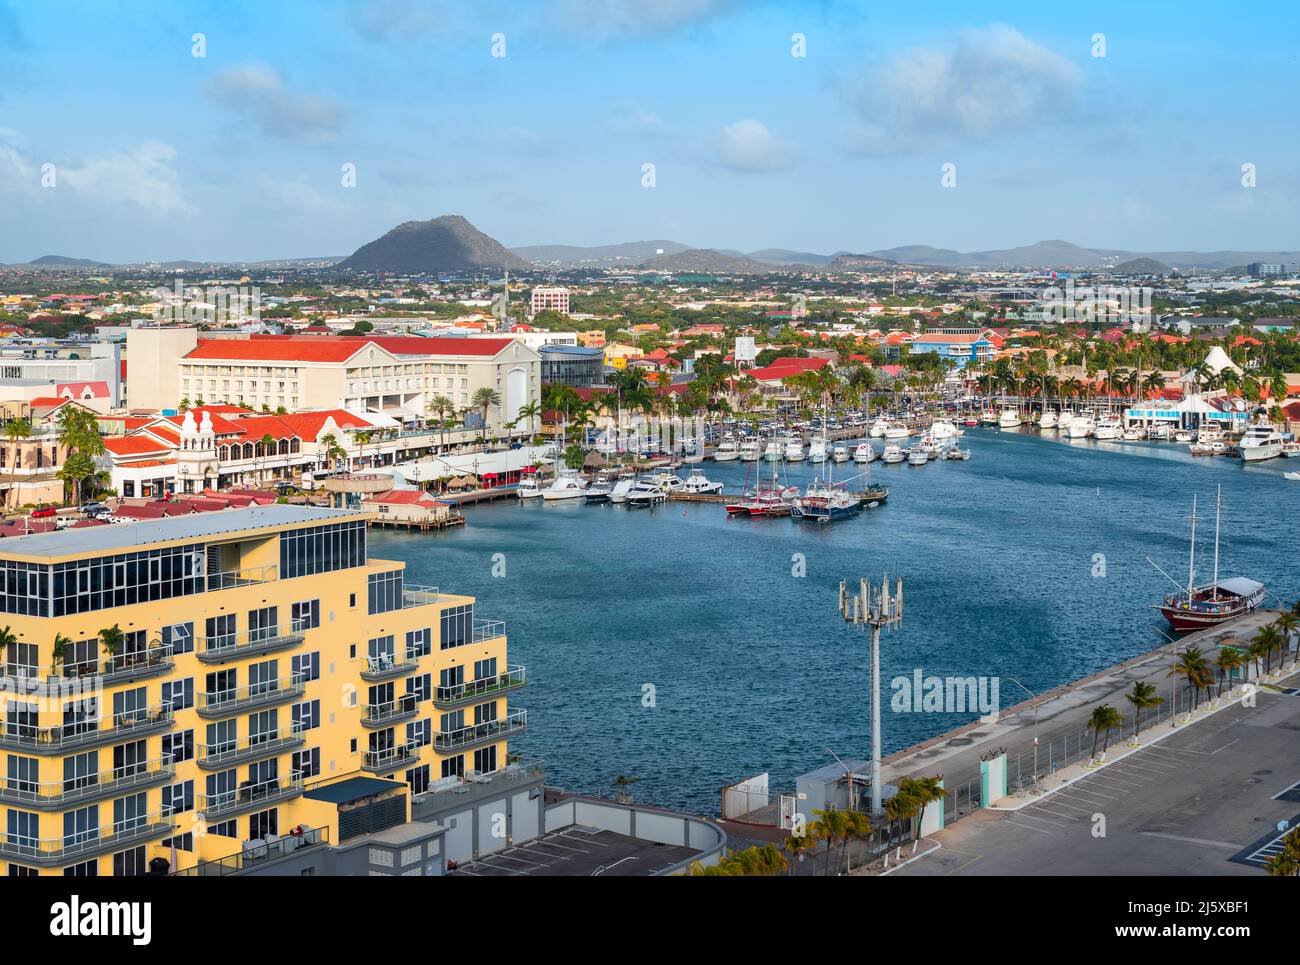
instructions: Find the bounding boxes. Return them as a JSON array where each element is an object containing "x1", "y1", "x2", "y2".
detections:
[
  {"x1": 207, "y1": 64, "x2": 346, "y2": 143},
  {"x1": 608, "y1": 102, "x2": 669, "y2": 137},
  {"x1": 713, "y1": 119, "x2": 794, "y2": 173},
  {"x1": 57, "y1": 141, "x2": 191, "y2": 214},
  {"x1": 0, "y1": 132, "x2": 190, "y2": 215},
  {"x1": 845, "y1": 25, "x2": 1082, "y2": 156},
  {"x1": 555, "y1": 0, "x2": 737, "y2": 39}
]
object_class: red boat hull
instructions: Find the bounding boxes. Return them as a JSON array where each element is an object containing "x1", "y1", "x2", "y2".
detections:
[{"x1": 1156, "y1": 603, "x2": 1259, "y2": 632}]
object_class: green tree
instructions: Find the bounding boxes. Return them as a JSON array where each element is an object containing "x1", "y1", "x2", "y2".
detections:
[
  {"x1": 1088, "y1": 704, "x2": 1124, "y2": 759},
  {"x1": 1, "y1": 416, "x2": 32, "y2": 511},
  {"x1": 1124, "y1": 680, "x2": 1163, "y2": 737},
  {"x1": 471, "y1": 387, "x2": 502, "y2": 437}
]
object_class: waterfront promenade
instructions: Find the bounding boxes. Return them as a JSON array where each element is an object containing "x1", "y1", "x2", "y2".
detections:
[{"x1": 882, "y1": 609, "x2": 1283, "y2": 802}]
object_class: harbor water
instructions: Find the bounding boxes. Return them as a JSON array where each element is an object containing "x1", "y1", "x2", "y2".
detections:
[{"x1": 370, "y1": 428, "x2": 1299, "y2": 815}]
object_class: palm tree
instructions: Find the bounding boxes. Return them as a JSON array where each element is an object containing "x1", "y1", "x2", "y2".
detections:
[
  {"x1": 1088, "y1": 704, "x2": 1124, "y2": 760},
  {"x1": 1266, "y1": 828, "x2": 1300, "y2": 877},
  {"x1": 782, "y1": 832, "x2": 816, "y2": 876},
  {"x1": 515, "y1": 400, "x2": 542, "y2": 442},
  {"x1": 427, "y1": 394, "x2": 455, "y2": 451},
  {"x1": 1254, "y1": 624, "x2": 1284, "y2": 677},
  {"x1": 896, "y1": 775, "x2": 945, "y2": 841},
  {"x1": 1214, "y1": 648, "x2": 1244, "y2": 698},
  {"x1": 1124, "y1": 681, "x2": 1163, "y2": 738},
  {"x1": 883, "y1": 787, "x2": 918, "y2": 846},
  {"x1": 471, "y1": 387, "x2": 502, "y2": 439},
  {"x1": 612, "y1": 773, "x2": 639, "y2": 804},
  {"x1": 810, "y1": 808, "x2": 848, "y2": 876},
  {"x1": 1169, "y1": 646, "x2": 1210, "y2": 709},
  {"x1": 1275, "y1": 613, "x2": 1299, "y2": 665},
  {"x1": 259, "y1": 432, "x2": 276, "y2": 484},
  {"x1": 1, "y1": 416, "x2": 31, "y2": 511},
  {"x1": 841, "y1": 810, "x2": 872, "y2": 873},
  {"x1": 98, "y1": 623, "x2": 124, "y2": 665}
]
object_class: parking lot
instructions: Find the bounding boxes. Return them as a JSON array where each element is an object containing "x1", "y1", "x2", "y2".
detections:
[
  {"x1": 447, "y1": 826, "x2": 702, "y2": 876},
  {"x1": 896, "y1": 676, "x2": 1300, "y2": 876}
]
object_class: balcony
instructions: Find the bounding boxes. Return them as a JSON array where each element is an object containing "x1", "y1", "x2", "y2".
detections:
[
  {"x1": 0, "y1": 815, "x2": 175, "y2": 868},
  {"x1": 173, "y1": 827, "x2": 329, "y2": 876},
  {"x1": 473, "y1": 619, "x2": 505, "y2": 643},
  {"x1": 401, "y1": 584, "x2": 440, "y2": 609},
  {"x1": 412, "y1": 760, "x2": 543, "y2": 817},
  {"x1": 204, "y1": 563, "x2": 279, "y2": 591},
  {"x1": 48, "y1": 644, "x2": 174, "y2": 688},
  {"x1": 198, "y1": 776, "x2": 305, "y2": 821},
  {"x1": 0, "y1": 761, "x2": 175, "y2": 810},
  {"x1": 196, "y1": 630, "x2": 306, "y2": 665},
  {"x1": 433, "y1": 666, "x2": 526, "y2": 709},
  {"x1": 434, "y1": 709, "x2": 527, "y2": 754},
  {"x1": 0, "y1": 708, "x2": 174, "y2": 755},
  {"x1": 197, "y1": 729, "x2": 306, "y2": 770},
  {"x1": 197, "y1": 677, "x2": 307, "y2": 719},
  {"x1": 361, "y1": 742, "x2": 421, "y2": 774},
  {"x1": 359, "y1": 651, "x2": 420, "y2": 682},
  {"x1": 361, "y1": 693, "x2": 419, "y2": 728}
]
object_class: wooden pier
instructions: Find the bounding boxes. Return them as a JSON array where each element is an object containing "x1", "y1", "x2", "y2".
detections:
[
  {"x1": 666, "y1": 491, "x2": 728, "y2": 503},
  {"x1": 368, "y1": 514, "x2": 465, "y2": 532}
]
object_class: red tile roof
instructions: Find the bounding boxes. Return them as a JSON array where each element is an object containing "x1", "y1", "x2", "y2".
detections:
[
  {"x1": 364, "y1": 489, "x2": 441, "y2": 506},
  {"x1": 104, "y1": 436, "x2": 170, "y2": 457}
]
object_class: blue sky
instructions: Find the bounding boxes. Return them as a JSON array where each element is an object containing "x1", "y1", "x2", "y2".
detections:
[{"x1": 1, "y1": 0, "x2": 1297, "y2": 263}]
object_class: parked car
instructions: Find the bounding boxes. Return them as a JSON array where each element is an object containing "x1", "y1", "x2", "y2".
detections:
[
  {"x1": 30, "y1": 505, "x2": 58, "y2": 518},
  {"x1": 79, "y1": 501, "x2": 106, "y2": 515}
]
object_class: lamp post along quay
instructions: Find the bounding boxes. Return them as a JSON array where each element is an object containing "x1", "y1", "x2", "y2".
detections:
[{"x1": 840, "y1": 576, "x2": 904, "y2": 817}]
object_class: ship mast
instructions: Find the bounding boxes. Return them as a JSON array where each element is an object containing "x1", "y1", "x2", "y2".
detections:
[
  {"x1": 1187, "y1": 494, "x2": 1197, "y2": 599},
  {"x1": 1211, "y1": 484, "x2": 1221, "y2": 601}
]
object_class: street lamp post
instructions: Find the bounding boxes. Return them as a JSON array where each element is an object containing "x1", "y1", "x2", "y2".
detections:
[{"x1": 1006, "y1": 677, "x2": 1039, "y2": 783}]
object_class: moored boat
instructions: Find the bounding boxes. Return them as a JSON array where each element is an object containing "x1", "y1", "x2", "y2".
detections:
[{"x1": 1154, "y1": 487, "x2": 1265, "y2": 631}]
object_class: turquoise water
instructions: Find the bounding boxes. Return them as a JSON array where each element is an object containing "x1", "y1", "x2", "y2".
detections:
[{"x1": 370, "y1": 429, "x2": 1298, "y2": 814}]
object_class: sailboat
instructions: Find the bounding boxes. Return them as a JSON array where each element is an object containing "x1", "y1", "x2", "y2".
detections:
[{"x1": 1153, "y1": 486, "x2": 1265, "y2": 631}]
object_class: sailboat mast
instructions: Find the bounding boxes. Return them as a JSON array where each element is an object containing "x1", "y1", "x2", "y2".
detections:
[
  {"x1": 1187, "y1": 494, "x2": 1197, "y2": 598},
  {"x1": 1211, "y1": 484, "x2": 1221, "y2": 599}
]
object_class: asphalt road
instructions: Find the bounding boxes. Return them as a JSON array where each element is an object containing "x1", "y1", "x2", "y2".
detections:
[{"x1": 893, "y1": 669, "x2": 1300, "y2": 875}]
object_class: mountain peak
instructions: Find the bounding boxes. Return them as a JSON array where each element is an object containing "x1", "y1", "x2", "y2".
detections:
[{"x1": 337, "y1": 216, "x2": 532, "y2": 273}]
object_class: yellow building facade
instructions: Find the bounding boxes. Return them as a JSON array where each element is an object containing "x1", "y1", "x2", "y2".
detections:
[{"x1": 0, "y1": 505, "x2": 524, "y2": 875}]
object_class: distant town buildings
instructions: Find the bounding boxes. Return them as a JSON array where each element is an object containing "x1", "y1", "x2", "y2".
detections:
[{"x1": 529, "y1": 286, "x2": 570, "y2": 317}]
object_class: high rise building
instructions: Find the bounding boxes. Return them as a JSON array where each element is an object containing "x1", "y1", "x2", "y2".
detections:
[
  {"x1": 529, "y1": 287, "x2": 570, "y2": 318},
  {"x1": 0, "y1": 505, "x2": 527, "y2": 875}
]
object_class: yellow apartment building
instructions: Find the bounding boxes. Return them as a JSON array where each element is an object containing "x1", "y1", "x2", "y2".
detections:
[{"x1": 0, "y1": 505, "x2": 530, "y2": 876}]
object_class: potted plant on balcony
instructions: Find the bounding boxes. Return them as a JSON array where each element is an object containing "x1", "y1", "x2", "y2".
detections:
[
  {"x1": 98, "y1": 623, "x2": 124, "y2": 668},
  {"x1": 51, "y1": 633, "x2": 71, "y2": 676},
  {"x1": 0, "y1": 624, "x2": 15, "y2": 671}
]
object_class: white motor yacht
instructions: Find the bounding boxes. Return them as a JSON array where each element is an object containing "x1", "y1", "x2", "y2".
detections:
[
  {"x1": 517, "y1": 474, "x2": 544, "y2": 498},
  {"x1": 650, "y1": 472, "x2": 686, "y2": 492},
  {"x1": 625, "y1": 478, "x2": 668, "y2": 507},
  {"x1": 881, "y1": 445, "x2": 906, "y2": 464},
  {"x1": 998, "y1": 407, "x2": 1022, "y2": 429},
  {"x1": 714, "y1": 439, "x2": 741, "y2": 462},
  {"x1": 929, "y1": 418, "x2": 960, "y2": 441},
  {"x1": 763, "y1": 441, "x2": 783, "y2": 462},
  {"x1": 784, "y1": 439, "x2": 806, "y2": 461},
  {"x1": 807, "y1": 438, "x2": 829, "y2": 463},
  {"x1": 831, "y1": 444, "x2": 850, "y2": 463},
  {"x1": 853, "y1": 442, "x2": 876, "y2": 463},
  {"x1": 1238, "y1": 422, "x2": 1284, "y2": 462},
  {"x1": 883, "y1": 422, "x2": 910, "y2": 440},
  {"x1": 869, "y1": 417, "x2": 889, "y2": 438},
  {"x1": 738, "y1": 439, "x2": 762, "y2": 462},
  {"x1": 1067, "y1": 411, "x2": 1095, "y2": 439},
  {"x1": 907, "y1": 448, "x2": 929, "y2": 466},
  {"x1": 1038, "y1": 409, "x2": 1058, "y2": 430},
  {"x1": 680, "y1": 470, "x2": 724, "y2": 495},
  {"x1": 1093, "y1": 414, "x2": 1123, "y2": 440},
  {"x1": 541, "y1": 473, "x2": 588, "y2": 501},
  {"x1": 608, "y1": 475, "x2": 635, "y2": 504}
]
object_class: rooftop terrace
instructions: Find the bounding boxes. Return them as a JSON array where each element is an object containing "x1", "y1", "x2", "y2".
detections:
[{"x1": 0, "y1": 505, "x2": 364, "y2": 560}]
